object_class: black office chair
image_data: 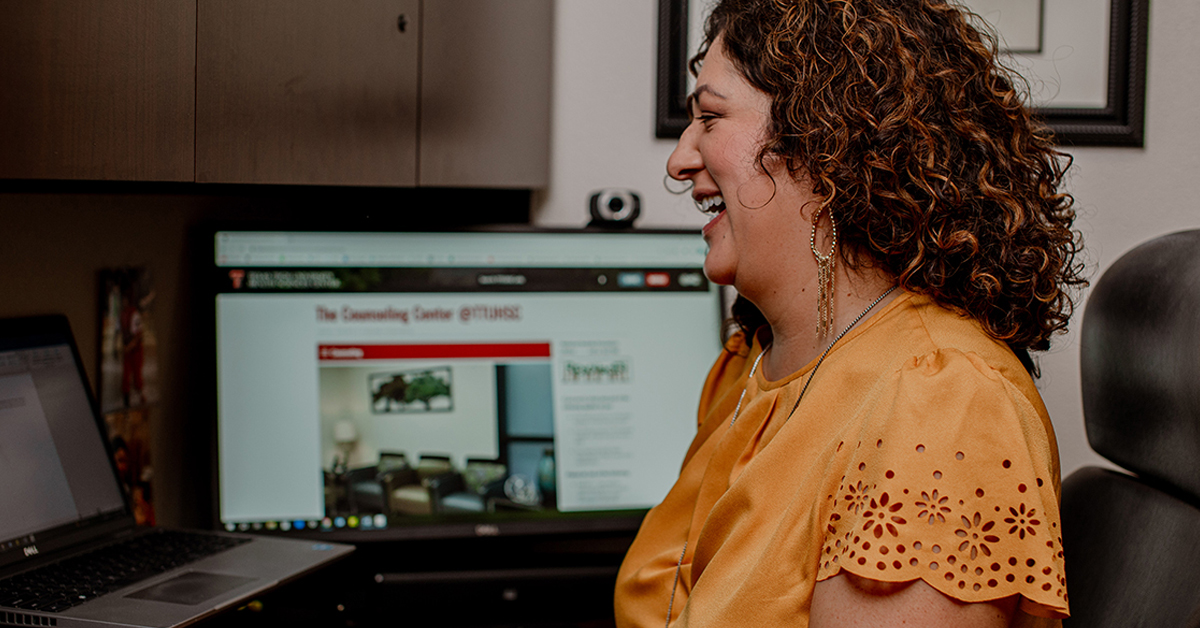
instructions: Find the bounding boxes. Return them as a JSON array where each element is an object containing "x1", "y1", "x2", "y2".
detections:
[{"x1": 1062, "y1": 229, "x2": 1200, "y2": 627}]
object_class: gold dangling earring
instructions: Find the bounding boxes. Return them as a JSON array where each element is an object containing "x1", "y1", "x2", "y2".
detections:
[{"x1": 810, "y1": 206, "x2": 837, "y2": 338}]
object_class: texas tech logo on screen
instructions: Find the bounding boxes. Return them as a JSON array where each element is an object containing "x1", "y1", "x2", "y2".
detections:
[{"x1": 229, "y1": 269, "x2": 246, "y2": 289}]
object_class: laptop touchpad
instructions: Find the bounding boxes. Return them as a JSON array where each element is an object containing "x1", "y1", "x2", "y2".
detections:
[{"x1": 126, "y1": 572, "x2": 256, "y2": 605}]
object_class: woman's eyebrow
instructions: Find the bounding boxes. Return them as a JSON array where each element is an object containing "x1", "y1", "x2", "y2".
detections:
[
  {"x1": 690, "y1": 84, "x2": 726, "y2": 103},
  {"x1": 687, "y1": 84, "x2": 726, "y2": 117}
]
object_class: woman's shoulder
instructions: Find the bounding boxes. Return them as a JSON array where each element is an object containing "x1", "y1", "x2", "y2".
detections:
[
  {"x1": 710, "y1": 329, "x2": 760, "y2": 380},
  {"x1": 722, "y1": 328, "x2": 755, "y2": 356},
  {"x1": 816, "y1": 316, "x2": 1068, "y2": 619},
  {"x1": 696, "y1": 330, "x2": 760, "y2": 421},
  {"x1": 861, "y1": 300, "x2": 1055, "y2": 454},
  {"x1": 875, "y1": 293, "x2": 1041, "y2": 401}
]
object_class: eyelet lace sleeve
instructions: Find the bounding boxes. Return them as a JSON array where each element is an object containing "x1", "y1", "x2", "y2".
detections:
[{"x1": 815, "y1": 349, "x2": 1068, "y2": 618}]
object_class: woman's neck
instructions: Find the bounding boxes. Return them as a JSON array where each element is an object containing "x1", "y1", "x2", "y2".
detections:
[{"x1": 756, "y1": 266, "x2": 898, "y2": 381}]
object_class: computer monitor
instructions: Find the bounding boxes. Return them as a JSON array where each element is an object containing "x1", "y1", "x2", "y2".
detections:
[{"x1": 210, "y1": 228, "x2": 725, "y2": 542}]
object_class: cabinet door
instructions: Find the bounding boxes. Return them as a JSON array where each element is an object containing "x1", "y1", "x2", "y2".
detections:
[
  {"x1": 420, "y1": 0, "x2": 552, "y2": 188},
  {"x1": 0, "y1": 1, "x2": 196, "y2": 181},
  {"x1": 196, "y1": 0, "x2": 419, "y2": 186}
]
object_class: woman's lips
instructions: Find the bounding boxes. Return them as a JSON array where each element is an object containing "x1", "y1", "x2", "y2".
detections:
[{"x1": 702, "y1": 209, "x2": 726, "y2": 237}]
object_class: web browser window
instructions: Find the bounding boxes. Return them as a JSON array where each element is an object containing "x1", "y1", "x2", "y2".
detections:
[{"x1": 213, "y1": 230, "x2": 724, "y2": 536}]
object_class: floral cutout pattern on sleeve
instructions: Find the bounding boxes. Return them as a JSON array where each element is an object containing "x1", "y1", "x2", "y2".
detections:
[{"x1": 814, "y1": 351, "x2": 1069, "y2": 619}]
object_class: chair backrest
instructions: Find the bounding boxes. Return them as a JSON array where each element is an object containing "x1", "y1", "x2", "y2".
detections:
[
  {"x1": 463, "y1": 457, "x2": 507, "y2": 494},
  {"x1": 1064, "y1": 229, "x2": 1200, "y2": 627},
  {"x1": 378, "y1": 451, "x2": 411, "y2": 473},
  {"x1": 416, "y1": 454, "x2": 454, "y2": 478},
  {"x1": 1080, "y1": 229, "x2": 1200, "y2": 496}
]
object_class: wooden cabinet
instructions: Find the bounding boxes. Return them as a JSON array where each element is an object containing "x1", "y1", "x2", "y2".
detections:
[
  {"x1": 196, "y1": 0, "x2": 420, "y2": 186},
  {"x1": 420, "y1": 0, "x2": 552, "y2": 188},
  {"x1": 0, "y1": 0, "x2": 552, "y2": 188},
  {"x1": 0, "y1": 1, "x2": 196, "y2": 181}
]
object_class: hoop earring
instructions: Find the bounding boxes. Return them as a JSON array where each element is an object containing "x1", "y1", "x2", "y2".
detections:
[
  {"x1": 811, "y1": 207, "x2": 837, "y2": 338},
  {"x1": 663, "y1": 174, "x2": 693, "y2": 195}
]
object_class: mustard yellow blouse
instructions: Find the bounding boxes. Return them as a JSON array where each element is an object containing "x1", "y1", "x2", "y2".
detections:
[{"x1": 614, "y1": 293, "x2": 1068, "y2": 627}]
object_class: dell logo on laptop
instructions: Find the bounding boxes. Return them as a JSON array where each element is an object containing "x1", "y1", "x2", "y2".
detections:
[{"x1": 22, "y1": 546, "x2": 38, "y2": 557}]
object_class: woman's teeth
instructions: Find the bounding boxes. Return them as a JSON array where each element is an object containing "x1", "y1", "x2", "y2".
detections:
[{"x1": 697, "y1": 195, "x2": 725, "y2": 214}]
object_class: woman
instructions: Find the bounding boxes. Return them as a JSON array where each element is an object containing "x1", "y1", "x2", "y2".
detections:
[{"x1": 614, "y1": 0, "x2": 1084, "y2": 626}]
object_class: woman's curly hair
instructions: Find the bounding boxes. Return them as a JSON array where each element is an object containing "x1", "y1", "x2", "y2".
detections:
[{"x1": 700, "y1": 0, "x2": 1086, "y2": 351}]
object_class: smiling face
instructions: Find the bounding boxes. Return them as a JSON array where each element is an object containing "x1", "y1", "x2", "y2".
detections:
[{"x1": 667, "y1": 37, "x2": 820, "y2": 296}]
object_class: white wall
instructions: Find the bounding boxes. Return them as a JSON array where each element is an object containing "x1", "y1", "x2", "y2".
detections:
[
  {"x1": 535, "y1": 0, "x2": 1200, "y2": 479},
  {"x1": 536, "y1": 0, "x2": 699, "y2": 230}
]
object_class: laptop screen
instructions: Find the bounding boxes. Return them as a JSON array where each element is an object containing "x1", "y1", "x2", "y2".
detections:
[
  {"x1": 0, "y1": 323, "x2": 127, "y2": 566},
  {"x1": 212, "y1": 229, "x2": 725, "y2": 539}
]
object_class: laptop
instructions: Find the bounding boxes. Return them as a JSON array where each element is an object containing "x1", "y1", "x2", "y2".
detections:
[{"x1": 0, "y1": 315, "x2": 354, "y2": 628}]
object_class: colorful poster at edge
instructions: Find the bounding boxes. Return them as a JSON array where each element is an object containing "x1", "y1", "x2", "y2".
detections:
[{"x1": 98, "y1": 267, "x2": 157, "y2": 526}]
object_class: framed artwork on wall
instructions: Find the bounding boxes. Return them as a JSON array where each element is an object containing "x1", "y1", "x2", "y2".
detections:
[
  {"x1": 656, "y1": 0, "x2": 1149, "y2": 146},
  {"x1": 369, "y1": 367, "x2": 454, "y2": 414}
]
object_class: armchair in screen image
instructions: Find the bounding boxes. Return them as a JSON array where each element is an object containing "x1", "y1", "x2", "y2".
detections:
[
  {"x1": 338, "y1": 451, "x2": 412, "y2": 516},
  {"x1": 438, "y1": 458, "x2": 508, "y2": 513},
  {"x1": 382, "y1": 454, "x2": 464, "y2": 516}
]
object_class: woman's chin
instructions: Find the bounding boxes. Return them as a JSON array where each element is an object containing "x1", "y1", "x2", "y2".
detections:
[
  {"x1": 701, "y1": 210, "x2": 737, "y2": 285},
  {"x1": 702, "y1": 258, "x2": 735, "y2": 287}
]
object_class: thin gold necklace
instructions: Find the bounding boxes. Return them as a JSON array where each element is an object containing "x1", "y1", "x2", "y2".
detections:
[{"x1": 663, "y1": 285, "x2": 896, "y2": 627}]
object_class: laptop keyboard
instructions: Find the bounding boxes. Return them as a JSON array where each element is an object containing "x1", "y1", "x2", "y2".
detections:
[{"x1": 0, "y1": 530, "x2": 251, "y2": 613}]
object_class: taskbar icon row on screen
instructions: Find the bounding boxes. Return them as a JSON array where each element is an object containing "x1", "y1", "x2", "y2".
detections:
[{"x1": 225, "y1": 513, "x2": 388, "y2": 533}]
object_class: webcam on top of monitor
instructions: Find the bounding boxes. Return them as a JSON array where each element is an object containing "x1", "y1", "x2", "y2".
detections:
[{"x1": 588, "y1": 189, "x2": 641, "y2": 228}]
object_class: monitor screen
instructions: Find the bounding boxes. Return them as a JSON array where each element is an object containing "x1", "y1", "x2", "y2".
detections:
[
  {"x1": 211, "y1": 229, "x2": 725, "y2": 541},
  {"x1": 0, "y1": 319, "x2": 129, "y2": 568}
]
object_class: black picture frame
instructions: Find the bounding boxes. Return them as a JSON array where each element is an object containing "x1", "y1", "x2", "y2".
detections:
[{"x1": 655, "y1": 0, "x2": 1149, "y2": 147}]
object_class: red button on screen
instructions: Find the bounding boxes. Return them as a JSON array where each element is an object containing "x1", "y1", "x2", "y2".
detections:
[{"x1": 646, "y1": 272, "x2": 670, "y2": 287}]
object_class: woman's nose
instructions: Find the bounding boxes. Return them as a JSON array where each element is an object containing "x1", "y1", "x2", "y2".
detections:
[{"x1": 666, "y1": 123, "x2": 703, "y2": 183}]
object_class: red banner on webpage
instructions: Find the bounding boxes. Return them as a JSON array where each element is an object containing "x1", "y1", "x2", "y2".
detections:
[{"x1": 317, "y1": 342, "x2": 551, "y2": 361}]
